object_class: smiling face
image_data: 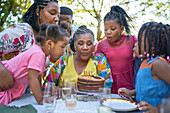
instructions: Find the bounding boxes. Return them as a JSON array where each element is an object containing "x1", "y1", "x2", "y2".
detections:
[
  {"x1": 74, "y1": 33, "x2": 94, "y2": 61},
  {"x1": 50, "y1": 36, "x2": 69, "y2": 62},
  {"x1": 104, "y1": 20, "x2": 124, "y2": 43},
  {"x1": 39, "y1": 2, "x2": 60, "y2": 25}
]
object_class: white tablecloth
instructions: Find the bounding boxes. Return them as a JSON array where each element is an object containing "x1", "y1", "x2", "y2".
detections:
[
  {"x1": 8, "y1": 94, "x2": 143, "y2": 113},
  {"x1": 8, "y1": 94, "x2": 122, "y2": 113}
]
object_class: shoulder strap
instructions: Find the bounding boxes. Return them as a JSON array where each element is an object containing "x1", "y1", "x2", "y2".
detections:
[{"x1": 140, "y1": 56, "x2": 168, "y2": 69}]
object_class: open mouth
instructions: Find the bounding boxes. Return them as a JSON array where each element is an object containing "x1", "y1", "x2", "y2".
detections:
[{"x1": 106, "y1": 36, "x2": 112, "y2": 41}]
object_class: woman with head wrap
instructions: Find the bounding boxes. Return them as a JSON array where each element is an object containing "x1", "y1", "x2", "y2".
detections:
[{"x1": 0, "y1": 0, "x2": 59, "y2": 91}]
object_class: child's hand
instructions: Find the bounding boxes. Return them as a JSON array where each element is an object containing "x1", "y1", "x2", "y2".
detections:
[
  {"x1": 118, "y1": 88, "x2": 132, "y2": 99},
  {"x1": 138, "y1": 101, "x2": 159, "y2": 113}
]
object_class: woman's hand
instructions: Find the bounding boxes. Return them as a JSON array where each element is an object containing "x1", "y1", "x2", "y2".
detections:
[{"x1": 138, "y1": 101, "x2": 160, "y2": 113}]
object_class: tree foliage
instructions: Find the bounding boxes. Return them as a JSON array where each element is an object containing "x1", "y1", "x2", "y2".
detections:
[
  {"x1": 0, "y1": 0, "x2": 31, "y2": 31},
  {"x1": 1, "y1": 0, "x2": 169, "y2": 41},
  {"x1": 60, "y1": 0, "x2": 114, "y2": 41},
  {"x1": 60, "y1": 0, "x2": 169, "y2": 41}
]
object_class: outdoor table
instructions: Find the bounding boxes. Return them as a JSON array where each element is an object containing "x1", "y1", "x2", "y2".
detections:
[{"x1": 8, "y1": 94, "x2": 143, "y2": 113}]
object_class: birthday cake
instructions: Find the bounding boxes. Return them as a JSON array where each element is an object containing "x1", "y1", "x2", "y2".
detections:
[{"x1": 77, "y1": 75, "x2": 105, "y2": 91}]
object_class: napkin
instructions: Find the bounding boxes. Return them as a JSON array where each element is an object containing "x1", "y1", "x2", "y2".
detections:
[{"x1": 0, "y1": 104, "x2": 37, "y2": 113}]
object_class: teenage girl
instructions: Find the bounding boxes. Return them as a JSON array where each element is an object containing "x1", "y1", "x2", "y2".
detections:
[
  {"x1": 0, "y1": 23, "x2": 69, "y2": 105},
  {"x1": 118, "y1": 22, "x2": 170, "y2": 112},
  {"x1": 95, "y1": 5, "x2": 137, "y2": 94}
]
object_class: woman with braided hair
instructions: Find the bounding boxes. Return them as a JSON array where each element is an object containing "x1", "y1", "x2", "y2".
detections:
[
  {"x1": 0, "y1": 0, "x2": 59, "y2": 92},
  {"x1": 43, "y1": 25, "x2": 113, "y2": 88},
  {"x1": 118, "y1": 22, "x2": 170, "y2": 112}
]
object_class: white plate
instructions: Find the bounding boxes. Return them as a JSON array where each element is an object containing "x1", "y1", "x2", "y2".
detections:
[{"x1": 101, "y1": 98, "x2": 138, "y2": 111}]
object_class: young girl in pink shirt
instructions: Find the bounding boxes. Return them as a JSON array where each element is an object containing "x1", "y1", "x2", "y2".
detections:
[
  {"x1": 95, "y1": 5, "x2": 137, "y2": 94},
  {"x1": 0, "y1": 23, "x2": 69, "y2": 105}
]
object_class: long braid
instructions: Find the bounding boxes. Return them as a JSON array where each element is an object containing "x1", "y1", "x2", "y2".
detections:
[
  {"x1": 165, "y1": 24, "x2": 170, "y2": 57},
  {"x1": 152, "y1": 23, "x2": 157, "y2": 57},
  {"x1": 155, "y1": 23, "x2": 161, "y2": 56},
  {"x1": 159, "y1": 24, "x2": 165, "y2": 56},
  {"x1": 138, "y1": 23, "x2": 148, "y2": 55},
  {"x1": 144, "y1": 23, "x2": 151, "y2": 57}
]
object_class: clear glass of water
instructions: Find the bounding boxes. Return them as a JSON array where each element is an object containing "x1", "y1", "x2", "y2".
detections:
[
  {"x1": 98, "y1": 87, "x2": 111, "y2": 100},
  {"x1": 43, "y1": 82, "x2": 56, "y2": 113},
  {"x1": 65, "y1": 82, "x2": 77, "y2": 110}
]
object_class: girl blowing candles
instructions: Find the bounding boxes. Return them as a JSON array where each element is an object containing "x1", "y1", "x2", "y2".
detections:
[
  {"x1": 0, "y1": 23, "x2": 69, "y2": 105},
  {"x1": 95, "y1": 5, "x2": 137, "y2": 94},
  {"x1": 118, "y1": 22, "x2": 170, "y2": 112}
]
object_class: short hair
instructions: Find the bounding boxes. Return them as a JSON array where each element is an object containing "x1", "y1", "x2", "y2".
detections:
[{"x1": 60, "y1": 6, "x2": 73, "y2": 18}]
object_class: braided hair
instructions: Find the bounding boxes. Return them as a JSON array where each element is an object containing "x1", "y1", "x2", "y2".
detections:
[
  {"x1": 104, "y1": 5, "x2": 133, "y2": 34},
  {"x1": 138, "y1": 22, "x2": 170, "y2": 61},
  {"x1": 36, "y1": 23, "x2": 69, "y2": 46},
  {"x1": 70, "y1": 25, "x2": 94, "y2": 52},
  {"x1": 22, "y1": 0, "x2": 58, "y2": 33}
]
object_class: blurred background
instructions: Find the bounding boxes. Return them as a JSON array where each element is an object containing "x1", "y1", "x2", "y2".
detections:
[{"x1": 0, "y1": 0, "x2": 169, "y2": 42}]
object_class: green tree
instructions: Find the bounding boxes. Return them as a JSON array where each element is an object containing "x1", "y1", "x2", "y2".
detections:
[
  {"x1": 60, "y1": 0, "x2": 114, "y2": 41},
  {"x1": 0, "y1": 0, "x2": 31, "y2": 31},
  {"x1": 60, "y1": 0, "x2": 169, "y2": 41}
]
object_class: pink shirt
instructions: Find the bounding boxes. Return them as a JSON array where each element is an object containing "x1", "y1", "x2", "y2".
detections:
[
  {"x1": 0, "y1": 45, "x2": 46, "y2": 105},
  {"x1": 96, "y1": 35, "x2": 137, "y2": 94}
]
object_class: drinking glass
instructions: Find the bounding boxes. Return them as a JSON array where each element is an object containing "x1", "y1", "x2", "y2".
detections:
[
  {"x1": 98, "y1": 87, "x2": 111, "y2": 110},
  {"x1": 43, "y1": 82, "x2": 56, "y2": 113},
  {"x1": 160, "y1": 98, "x2": 170, "y2": 113},
  {"x1": 98, "y1": 87, "x2": 111, "y2": 100},
  {"x1": 65, "y1": 82, "x2": 77, "y2": 110},
  {"x1": 61, "y1": 80, "x2": 77, "y2": 101}
]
